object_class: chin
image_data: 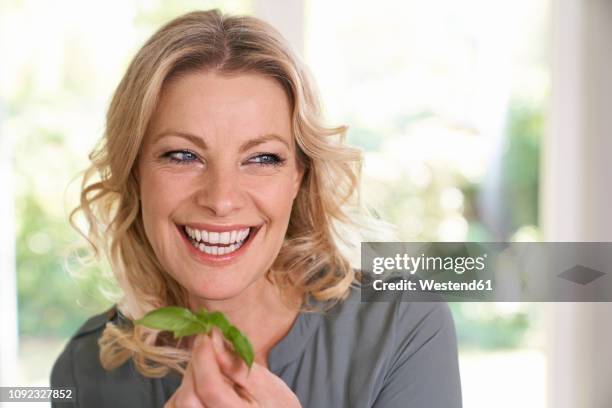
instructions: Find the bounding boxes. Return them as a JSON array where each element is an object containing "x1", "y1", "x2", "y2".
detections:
[{"x1": 183, "y1": 271, "x2": 264, "y2": 304}]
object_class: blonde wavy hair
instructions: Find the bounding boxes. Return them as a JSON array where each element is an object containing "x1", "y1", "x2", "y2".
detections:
[{"x1": 71, "y1": 9, "x2": 381, "y2": 378}]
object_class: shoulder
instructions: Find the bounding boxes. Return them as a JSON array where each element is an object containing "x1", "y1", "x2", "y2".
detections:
[
  {"x1": 323, "y1": 282, "x2": 455, "y2": 341},
  {"x1": 314, "y1": 282, "x2": 458, "y2": 370},
  {"x1": 68, "y1": 306, "x2": 120, "y2": 345},
  {"x1": 323, "y1": 283, "x2": 461, "y2": 403},
  {"x1": 50, "y1": 306, "x2": 157, "y2": 407},
  {"x1": 51, "y1": 306, "x2": 117, "y2": 387},
  {"x1": 332, "y1": 282, "x2": 461, "y2": 407}
]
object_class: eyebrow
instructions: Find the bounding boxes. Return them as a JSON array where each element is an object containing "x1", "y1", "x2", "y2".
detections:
[{"x1": 153, "y1": 131, "x2": 291, "y2": 151}]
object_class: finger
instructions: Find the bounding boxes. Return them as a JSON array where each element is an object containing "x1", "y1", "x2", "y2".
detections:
[
  {"x1": 210, "y1": 328, "x2": 255, "y2": 402},
  {"x1": 239, "y1": 363, "x2": 295, "y2": 405},
  {"x1": 163, "y1": 391, "x2": 176, "y2": 408},
  {"x1": 170, "y1": 363, "x2": 206, "y2": 408},
  {"x1": 210, "y1": 327, "x2": 263, "y2": 391},
  {"x1": 191, "y1": 334, "x2": 248, "y2": 407},
  {"x1": 210, "y1": 328, "x2": 250, "y2": 385},
  {"x1": 210, "y1": 330, "x2": 297, "y2": 407}
]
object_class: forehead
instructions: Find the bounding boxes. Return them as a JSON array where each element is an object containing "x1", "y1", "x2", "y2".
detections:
[{"x1": 148, "y1": 71, "x2": 292, "y2": 143}]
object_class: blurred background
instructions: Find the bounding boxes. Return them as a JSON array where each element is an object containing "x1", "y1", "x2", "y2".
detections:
[{"x1": 1, "y1": 0, "x2": 611, "y2": 407}]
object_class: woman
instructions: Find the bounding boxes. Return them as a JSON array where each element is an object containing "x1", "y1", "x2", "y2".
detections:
[{"x1": 51, "y1": 9, "x2": 462, "y2": 408}]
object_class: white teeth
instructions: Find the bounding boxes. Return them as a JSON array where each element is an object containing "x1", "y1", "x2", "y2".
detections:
[
  {"x1": 219, "y1": 231, "x2": 231, "y2": 245},
  {"x1": 184, "y1": 226, "x2": 251, "y2": 244},
  {"x1": 209, "y1": 232, "x2": 219, "y2": 244},
  {"x1": 190, "y1": 239, "x2": 245, "y2": 256}
]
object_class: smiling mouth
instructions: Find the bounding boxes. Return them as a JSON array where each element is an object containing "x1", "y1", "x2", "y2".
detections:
[{"x1": 179, "y1": 225, "x2": 258, "y2": 256}]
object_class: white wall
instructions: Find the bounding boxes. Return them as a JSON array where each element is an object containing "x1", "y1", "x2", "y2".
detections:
[
  {"x1": 252, "y1": 0, "x2": 305, "y2": 57},
  {"x1": 544, "y1": 0, "x2": 612, "y2": 407}
]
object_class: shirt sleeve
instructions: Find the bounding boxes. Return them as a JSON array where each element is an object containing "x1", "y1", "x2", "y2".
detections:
[
  {"x1": 50, "y1": 343, "x2": 79, "y2": 408},
  {"x1": 48, "y1": 311, "x2": 175, "y2": 408},
  {"x1": 372, "y1": 302, "x2": 463, "y2": 408}
]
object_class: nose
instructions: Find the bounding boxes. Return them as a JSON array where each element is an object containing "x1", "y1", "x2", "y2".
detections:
[{"x1": 195, "y1": 163, "x2": 246, "y2": 217}]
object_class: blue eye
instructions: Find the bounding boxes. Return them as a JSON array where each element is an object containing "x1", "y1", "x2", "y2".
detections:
[
  {"x1": 249, "y1": 154, "x2": 284, "y2": 166},
  {"x1": 164, "y1": 150, "x2": 198, "y2": 164}
]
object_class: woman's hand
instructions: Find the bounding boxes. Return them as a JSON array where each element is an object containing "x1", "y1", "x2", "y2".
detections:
[{"x1": 165, "y1": 329, "x2": 302, "y2": 408}]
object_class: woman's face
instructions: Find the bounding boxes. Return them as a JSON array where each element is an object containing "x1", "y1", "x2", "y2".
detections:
[{"x1": 138, "y1": 71, "x2": 302, "y2": 303}]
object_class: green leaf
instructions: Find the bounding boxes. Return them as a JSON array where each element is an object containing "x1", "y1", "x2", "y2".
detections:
[
  {"x1": 135, "y1": 306, "x2": 255, "y2": 368},
  {"x1": 195, "y1": 309, "x2": 210, "y2": 323},
  {"x1": 135, "y1": 306, "x2": 199, "y2": 332},
  {"x1": 225, "y1": 326, "x2": 255, "y2": 368},
  {"x1": 207, "y1": 311, "x2": 231, "y2": 334},
  {"x1": 172, "y1": 321, "x2": 210, "y2": 338}
]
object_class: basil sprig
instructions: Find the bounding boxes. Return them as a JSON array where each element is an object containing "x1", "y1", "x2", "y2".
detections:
[{"x1": 135, "y1": 306, "x2": 254, "y2": 368}]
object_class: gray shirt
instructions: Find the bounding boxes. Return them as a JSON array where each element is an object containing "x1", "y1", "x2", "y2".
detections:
[{"x1": 51, "y1": 285, "x2": 462, "y2": 407}]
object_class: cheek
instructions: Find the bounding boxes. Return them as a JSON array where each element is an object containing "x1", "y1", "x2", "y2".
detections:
[
  {"x1": 247, "y1": 174, "x2": 299, "y2": 221},
  {"x1": 139, "y1": 171, "x2": 190, "y2": 238}
]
